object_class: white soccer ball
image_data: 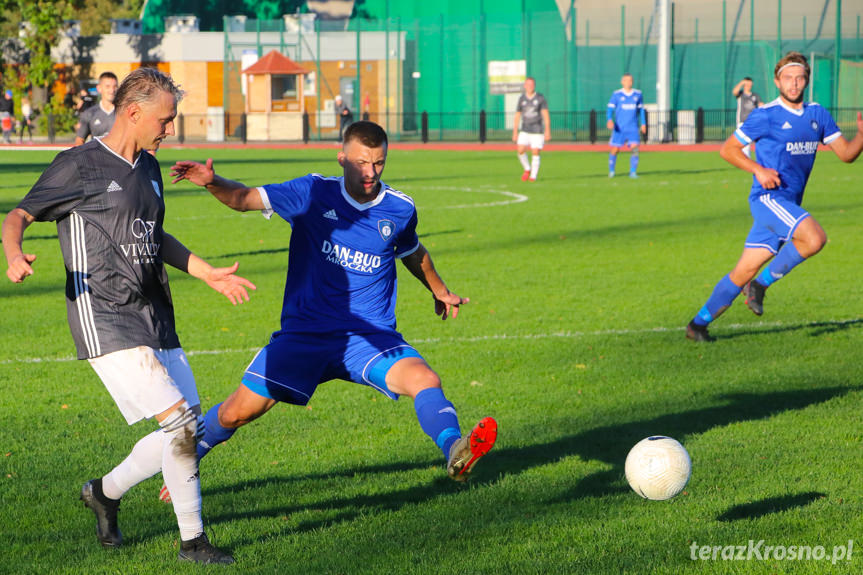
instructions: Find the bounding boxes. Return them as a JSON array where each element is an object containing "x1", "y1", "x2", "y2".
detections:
[{"x1": 625, "y1": 436, "x2": 691, "y2": 500}]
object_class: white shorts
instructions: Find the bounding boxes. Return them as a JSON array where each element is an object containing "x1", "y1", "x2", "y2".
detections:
[
  {"x1": 517, "y1": 131, "x2": 545, "y2": 150},
  {"x1": 88, "y1": 346, "x2": 200, "y2": 425}
]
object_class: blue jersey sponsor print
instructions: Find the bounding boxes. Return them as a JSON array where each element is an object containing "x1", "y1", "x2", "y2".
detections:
[
  {"x1": 259, "y1": 174, "x2": 420, "y2": 335},
  {"x1": 735, "y1": 99, "x2": 841, "y2": 204},
  {"x1": 607, "y1": 89, "x2": 645, "y2": 133}
]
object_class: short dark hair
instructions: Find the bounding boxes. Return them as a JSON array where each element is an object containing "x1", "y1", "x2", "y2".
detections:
[
  {"x1": 99, "y1": 71, "x2": 118, "y2": 82},
  {"x1": 743, "y1": 76, "x2": 753, "y2": 82},
  {"x1": 114, "y1": 67, "x2": 184, "y2": 112},
  {"x1": 343, "y1": 121, "x2": 388, "y2": 148}
]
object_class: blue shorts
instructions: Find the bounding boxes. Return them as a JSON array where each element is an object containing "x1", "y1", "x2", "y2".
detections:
[
  {"x1": 610, "y1": 129, "x2": 641, "y2": 148},
  {"x1": 745, "y1": 193, "x2": 810, "y2": 254},
  {"x1": 241, "y1": 330, "x2": 423, "y2": 405}
]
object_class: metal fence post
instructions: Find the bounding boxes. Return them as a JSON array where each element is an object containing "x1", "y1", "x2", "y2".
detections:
[
  {"x1": 177, "y1": 113, "x2": 185, "y2": 144},
  {"x1": 303, "y1": 112, "x2": 310, "y2": 143},
  {"x1": 421, "y1": 111, "x2": 429, "y2": 143},
  {"x1": 241, "y1": 113, "x2": 247, "y2": 144},
  {"x1": 47, "y1": 113, "x2": 55, "y2": 144},
  {"x1": 696, "y1": 107, "x2": 704, "y2": 143},
  {"x1": 479, "y1": 110, "x2": 486, "y2": 143},
  {"x1": 589, "y1": 109, "x2": 597, "y2": 144}
]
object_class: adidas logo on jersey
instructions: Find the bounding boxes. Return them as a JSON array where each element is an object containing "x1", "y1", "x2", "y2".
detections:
[
  {"x1": 323, "y1": 209, "x2": 338, "y2": 220},
  {"x1": 781, "y1": 121, "x2": 792, "y2": 129},
  {"x1": 106, "y1": 180, "x2": 123, "y2": 192}
]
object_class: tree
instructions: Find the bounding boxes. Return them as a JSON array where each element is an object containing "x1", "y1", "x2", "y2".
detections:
[{"x1": 0, "y1": 0, "x2": 84, "y2": 105}]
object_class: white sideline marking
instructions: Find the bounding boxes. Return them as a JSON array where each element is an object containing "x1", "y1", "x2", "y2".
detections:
[
  {"x1": 411, "y1": 187, "x2": 529, "y2": 210},
  {"x1": 171, "y1": 187, "x2": 528, "y2": 220},
  {"x1": 2, "y1": 318, "x2": 858, "y2": 365}
]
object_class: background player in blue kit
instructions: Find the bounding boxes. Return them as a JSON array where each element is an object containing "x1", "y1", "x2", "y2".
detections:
[
  {"x1": 167, "y1": 121, "x2": 497, "y2": 493},
  {"x1": 686, "y1": 52, "x2": 863, "y2": 342},
  {"x1": 606, "y1": 73, "x2": 647, "y2": 178}
]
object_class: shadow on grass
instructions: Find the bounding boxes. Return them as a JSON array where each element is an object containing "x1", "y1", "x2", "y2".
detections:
[
  {"x1": 184, "y1": 384, "x2": 856, "y2": 543},
  {"x1": 717, "y1": 492, "x2": 827, "y2": 522},
  {"x1": 512, "y1": 385, "x2": 859, "y2": 504},
  {"x1": 712, "y1": 318, "x2": 863, "y2": 341},
  {"x1": 426, "y1": 199, "x2": 863, "y2": 258}
]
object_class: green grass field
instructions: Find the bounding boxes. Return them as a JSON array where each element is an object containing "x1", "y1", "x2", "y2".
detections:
[{"x1": 1, "y1": 146, "x2": 861, "y2": 574}]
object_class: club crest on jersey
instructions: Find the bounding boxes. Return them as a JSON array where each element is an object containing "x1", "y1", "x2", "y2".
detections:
[
  {"x1": 151, "y1": 180, "x2": 161, "y2": 198},
  {"x1": 810, "y1": 120, "x2": 818, "y2": 131},
  {"x1": 378, "y1": 219, "x2": 395, "y2": 241}
]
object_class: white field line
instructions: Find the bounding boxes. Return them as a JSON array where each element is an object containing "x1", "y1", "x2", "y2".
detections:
[
  {"x1": 170, "y1": 187, "x2": 528, "y2": 221},
  {"x1": 2, "y1": 318, "x2": 858, "y2": 365}
]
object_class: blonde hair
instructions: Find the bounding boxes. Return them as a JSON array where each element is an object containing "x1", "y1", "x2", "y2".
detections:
[{"x1": 114, "y1": 67, "x2": 184, "y2": 112}]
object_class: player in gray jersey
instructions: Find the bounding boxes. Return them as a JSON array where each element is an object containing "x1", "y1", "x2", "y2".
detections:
[
  {"x1": 2, "y1": 67, "x2": 254, "y2": 564},
  {"x1": 74, "y1": 71, "x2": 117, "y2": 146},
  {"x1": 733, "y1": 76, "x2": 763, "y2": 158},
  {"x1": 512, "y1": 77, "x2": 551, "y2": 181}
]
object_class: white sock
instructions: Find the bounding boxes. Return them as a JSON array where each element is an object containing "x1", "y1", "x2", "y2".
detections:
[
  {"x1": 161, "y1": 406, "x2": 204, "y2": 541},
  {"x1": 518, "y1": 153, "x2": 530, "y2": 171},
  {"x1": 530, "y1": 155, "x2": 541, "y2": 179},
  {"x1": 102, "y1": 430, "x2": 164, "y2": 500}
]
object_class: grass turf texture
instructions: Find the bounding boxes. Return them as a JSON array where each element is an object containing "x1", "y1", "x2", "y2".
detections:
[{"x1": 1, "y1": 147, "x2": 861, "y2": 574}]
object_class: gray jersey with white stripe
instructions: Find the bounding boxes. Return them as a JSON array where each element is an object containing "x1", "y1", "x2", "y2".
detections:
[{"x1": 17, "y1": 140, "x2": 180, "y2": 359}]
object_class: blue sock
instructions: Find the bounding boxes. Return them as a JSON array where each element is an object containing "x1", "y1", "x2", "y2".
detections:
[
  {"x1": 609, "y1": 154, "x2": 617, "y2": 173},
  {"x1": 757, "y1": 242, "x2": 806, "y2": 287},
  {"x1": 693, "y1": 274, "x2": 742, "y2": 326},
  {"x1": 197, "y1": 403, "x2": 236, "y2": 460},
  {"x1": 413, "y1": 388, "x2": 461, "y2": 460},
  {"x1": 630, "y1": 153, "x2": 639, "y2": 174}
]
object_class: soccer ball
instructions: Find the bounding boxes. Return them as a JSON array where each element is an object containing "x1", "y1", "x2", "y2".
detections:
[{"x1": 624, "y1": 436, "x2": 691, "y2": 500}]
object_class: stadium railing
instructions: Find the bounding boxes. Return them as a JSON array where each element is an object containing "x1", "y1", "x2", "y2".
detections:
[{"x1": 34, "y1": 108, "x2": 863, "y2": 145}]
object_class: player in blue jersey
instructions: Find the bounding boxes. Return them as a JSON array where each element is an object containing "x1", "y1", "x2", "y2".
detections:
[
  {"x1": 686, "y1": 52, "x2": 863, "y2": 342},
  {"x1": 607, "y1": 74, "x2": 647, "y2": 178},
  {"x1": 166, "y1": 121, "x2": 497, "y2": 493}
]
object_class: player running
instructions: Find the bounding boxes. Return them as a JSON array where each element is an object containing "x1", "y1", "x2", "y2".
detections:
[
  {"x1": 167, "y1": 121, "x2": 497, "y2": 499},
  {"x1": 2, "y1": 68, "x2": 251, "y2": 563},
  {"x1": 513, "y1": 77, "x2": 551, "y2": 182},
  {"x1": 606, "y1": 73, "x2": 647, "y2": 178},
  {"x1": 686, "y1": 52, "x2": 863, "y2": 342}
]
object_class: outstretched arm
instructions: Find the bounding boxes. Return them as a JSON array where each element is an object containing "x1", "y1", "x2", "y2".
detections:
[
  {"x1": 828, "y1": 112, "x2": 863, "y2": 163},
  {"x1": 719, "y1": 133, "x2": 781, "y2": 189},
  {"x1": 162, "y1": 232, "x2": 256, "y2": 305},
  {"x1": 401, "y1": 243, "x2": 469, "y2": 320},
  {"x1": 170, "y1": 158, "x2": 266, "y2": 212},
  {"x1": 2, "y1": 208, "x2": 37, "y2": 283}
]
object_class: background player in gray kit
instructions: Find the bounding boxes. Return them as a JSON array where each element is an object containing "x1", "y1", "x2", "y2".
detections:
[
  {"x1": 74, "y1": 71, "x2": 118, "y2": 146},
  {"x1": 2, "y1": 67, "x2": 254, "y2": 564},
  {"x1": 512, "y1": 77, "x2": 551, "y2": 182},
  {"x1": 732, "y1": 76, "x2": 763, "y2": 158}
]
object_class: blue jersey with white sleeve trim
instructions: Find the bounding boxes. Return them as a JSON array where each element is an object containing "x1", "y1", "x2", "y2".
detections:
[
  {"x1": 259, "y1": 174, "x2": 420, "y2": 335},
  {"x1": 734, "y1": 99, "x2": 841, "y2": 204},
  {"x1": 607, "y1": 89, "x2": 645, "y2": 131}
]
